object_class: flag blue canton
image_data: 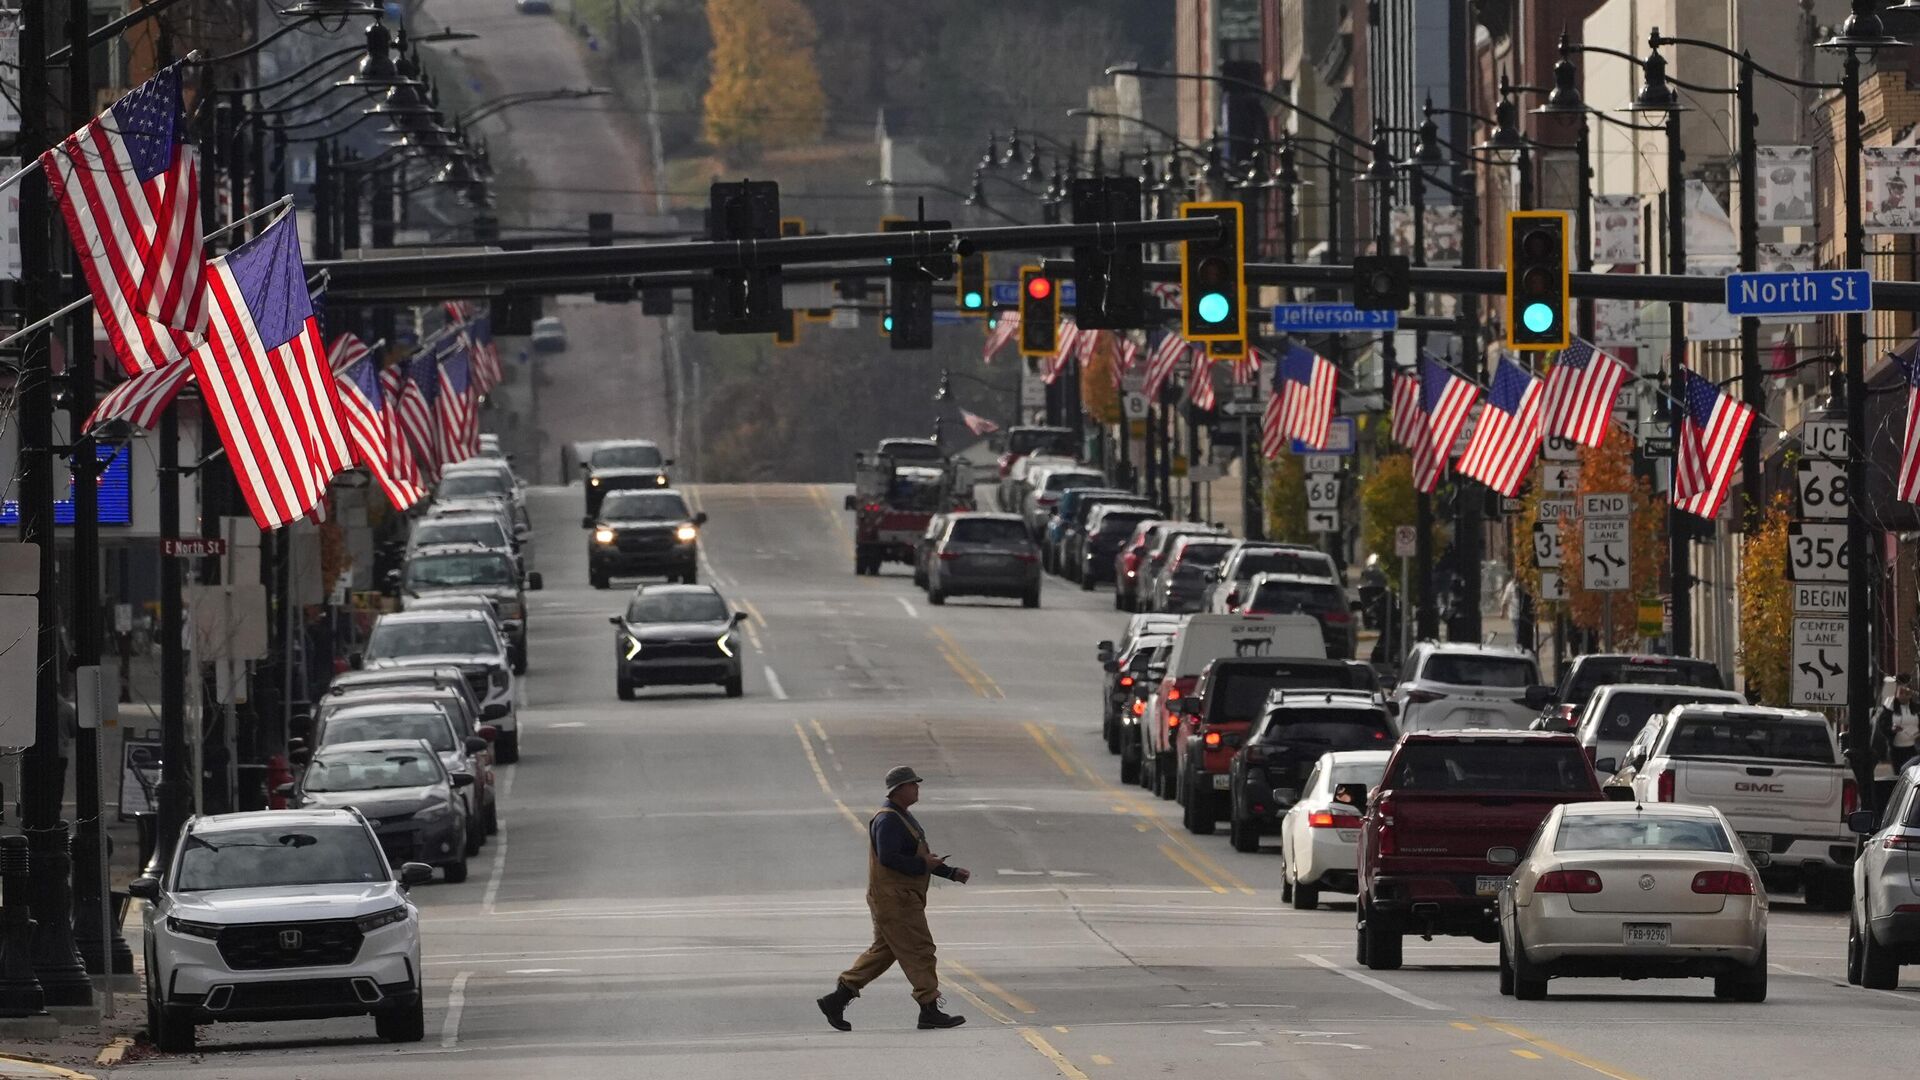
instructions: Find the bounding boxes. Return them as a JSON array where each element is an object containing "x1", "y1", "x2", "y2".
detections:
[
  {"x1": 1419, "y1": 354, "x2": 1455, "y2": 411},
  {"x1": 1488, "y1": 359, "x2": 1532, "y2": 413},
  {"x1": 1683, "y1": 370, "x2": 1720, "y2": 426},
  {"x1": 443, "y1": 350, "x2": 471, "y2": 394},
  {"x1": 109, "y1": 66, "x2": 180, "y2": 183},
  {"x1": 408, "y1": 350, "x2": 441, "y2": 405},
  {"x1": 220, "y1": 213, "x2": 310, "y2": 351},
  {"x1": 1280, "y1": 343, "x2": 1318, "y2": 387},
  {"x1": 345, "y1": 358, "x2": 383, "y2": 408},
  {"x1": 1557, "y1": 340, "x2": 1593, "y2": 371}
]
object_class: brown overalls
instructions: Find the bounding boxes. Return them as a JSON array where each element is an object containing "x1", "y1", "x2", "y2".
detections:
[{"x1": 838, "y1": 807, "x2": 941, "y2": 1004}]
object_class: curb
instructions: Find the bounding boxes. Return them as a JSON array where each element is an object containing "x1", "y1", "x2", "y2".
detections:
[
  {"x1": 94, "y1": 1038, "x2": 132, "y2": 1067},
  {"x1": 0, "y1": 1052, "x2": 97, "y2": 1080}
]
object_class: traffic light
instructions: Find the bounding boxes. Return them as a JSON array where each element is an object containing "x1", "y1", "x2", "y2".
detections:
[
  {"x1": 956, "y1": 251, "x2": 989, "y2": 316},
  {"x1": 1179, "y1": 202, "x2": 1245, "y2": 342},
  {"x1": 1506, "y1": 210, "x2": 1570, "y2": 349},
  {"x1": 1070, "y1": 177, "x2": 1144, "y2": 329},
  {"x1": 1018, "y1": 265, "x2": 1058, "y2": 356},
  {"x1": 1353, "y1": 254, "x2": 1410, "y2": 311},
  {"x1": 706, "y1": 180, "x2": 783, "y2": 334},
  {"x1": 640, "y1": 286, "x2": 673, "y2": 316},
  {"x1": 588, "y1": 211, "x2": 614, "y2": 247},
  {"x1": 775, "y1": 309, "x2": 797, "y2": 346},
  {"x1": 882, "y1": 218, "x2": 945, "y2": 350}
]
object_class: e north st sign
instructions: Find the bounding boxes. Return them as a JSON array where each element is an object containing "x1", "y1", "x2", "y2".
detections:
[{"x1": 1724, "y1": 269, "x2": 1871, "y2": 317}]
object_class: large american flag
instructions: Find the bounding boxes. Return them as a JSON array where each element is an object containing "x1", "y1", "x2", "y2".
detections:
[
  {"x1": 398, "y1": 346, "x2": 444, "y2": 481},
  {"x1": 42, "y1": 63, "x2": 203, "y2": 375},
  {"x1": 1045, "y1": 318, "x2": 1081, "y2": 384},
  {"x1": 1673, "y1": 367, "x2": 1753, "y2": 519},
  {"x1": 1543, "y1": 338, "x2": 1631, "y2": 447},
  {"x1": 1457, "y1": 356, "x2": 1545, "y2": 496},
  {"x1": 1259, "y1": 390, "x2": 1287, "y2": 459},
  {"x1": 437, "y1": 340, "x2": 481, "y2": 463},
  {"x1": 1411, "y1": 355, "x2": 1480, "y2": 493},
  {"x1": 1390, "y1": 369, "x2": 1422, "y2": 449},
  {"x1": 381, "y1": 365, "x2": 431, "y2": 487},
  {"x1": 1144, "y1": 330, "x2": 1186, "y2": 400},
  {"x1": 983, "y1": 312, "x2": 1018, "y2": 363},
  {"x1": 327, "y1": 332, "x2": 372, "y2": 374},
  {"x1": 1277, "y1": 343, "x2": 1338, "y2": 450},
  {"x1": 1188, "y1": 349, "x2": 1216, "y2": 410},
  {"x1": 1898, "y1": 345, "x2": 1920, "y2": 503},
  {"x1": 335, "y1": 357, "x2": 426, "y2": 510},
  {"x1": 188, "y1": 213, "x2": 350, "y2": 530},
  {"x1": 83, "y1": 360, "x2": 194, "y2": 432}
]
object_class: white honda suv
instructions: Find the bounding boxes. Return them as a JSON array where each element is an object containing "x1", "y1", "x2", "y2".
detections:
[{"x1": 130, "y1": 809, "x2": 431, "y2": 1052}]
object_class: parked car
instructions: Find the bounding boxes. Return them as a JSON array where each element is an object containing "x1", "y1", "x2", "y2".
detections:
[
  {"x1": 586, "y1": 488, "x2": 707, "y2": 588},
  {"x1": 1042, "y1": 487, "x2": 1133, "y2": 573},
  {"x1": 1203, "y1": 542, "x2": 1341, "y2": 613},
  {"x1": 1011, "y1": 457, "x2": 1094, "y2": 529},
  {"x1": 129, "y1": 809, "x2": 430, "y2": 1052},
  {"x1": 1112, "y1": 519, "x2": 1176, "y2": 611},
  {"x1": 610, "y1": 583, "x2": 748, "y2": 699},
  {"x1": 1576, "y1": 683, "x2": 1748, "y2": 774},
  {"x1": 307, "y1": 700, "x2": 494, "y2": 856},
  {"x1": 1102, "y1": 632, "x2": 1171, "y2": 757},
  {"x1": 289, "y1": 739, "x2": 475, "y2": 882},
  {"x1": 1542, "y1": 653, "x2": 1727, "y2": 730},
  {"x1": 1077, "y1": 505, "x2": 1160, "y2": 589},
  {"x1": 1498, "y1": 802, "x2": 1767, "y2": 1001},
  {"x1": 582, "y1": 439, "x2": 673, "y2": 515},
  {"x1": 1137, "y1": 523, "x2": 1226, "y2": 606},
  {"x1": 397, "y1": 543, "x2": 539, "y2": 673},
  {"x1": 1848, "y1": 760, "x2": 1920, "y2": 988},
  {"x1": 311, "y1": 684, "x2": 498, "y2": 836},
  {"x1": 1238, "y1": 572, "x2": 1357, "y2": 659},
  {"x1": 531, "y1": 315, "x2": 567, "y2": 352},
  {"x1": 926, "y1": 512, "x2": 1041, "y2": 607},
  {"x1": 426, "y1": 495, "x2": 530, "y2": 546},
  {"x1": 1390, "y1": 643, "x2": 1553, "y2": 732},
  {"x1": 1152, "y1": 536, "x2": 1237, "y2": 614},
  {"x1": 1278, "y1": 750, "x2": 1391, "y2": 908},
  {"x1": 360, "y1": 608, "x2": 520, "y2": 764}
]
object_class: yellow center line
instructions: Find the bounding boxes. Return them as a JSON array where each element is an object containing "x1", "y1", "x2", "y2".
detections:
[
  {"x1": 944, "y1": 975, "x2": 1014, "y2": 1025},
  {"x1": 1157, "y1": 842, "x2": 1228, "y2": 894},
  {"x1": 1451, "y1": 1021, "x2": 1478, "y2": 1032},
  {"x1": 1090, "y1": 1054, "x2": 1114, "y2": 1066},
  {"x1": 928, "y1": 625, "x2": 1005, "y2": 698},
  {"x1": 1025, "y1": 722, "x2": 1078, "y2": 777},
  {"x1": 1476, "y1": 1017, "x2": 1647, "y2": 1080},
  {"x1": 945, "y1": 957, "x2": 1036, "y2": 1015},
  {"x1": 793, "y1": 722, "x2": 863, "y2": 835},
  {"x1": 740, "y1": 598, "x2": 767, "y2": 626},
  {"x1": 809, "y1": 717, "x2": 830, "y2": 743},
  {"x1": 1019, "y1": 1028, "x2": 1093, "y2": 1080}
]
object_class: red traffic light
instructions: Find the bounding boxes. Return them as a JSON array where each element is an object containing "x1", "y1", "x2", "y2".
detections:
[{"x1": 1025, "y1": 276, "x2": 1053, "y2": 300}]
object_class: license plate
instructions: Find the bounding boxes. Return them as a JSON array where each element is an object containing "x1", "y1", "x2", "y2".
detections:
[
  {"x1": 1623, "y1": 923, "x2": 1672, "y2": 946},
  {"x1": 1212, "y1": 773, "x2": 1231, "y2": 790},
  {"x1": 1738, "y1": 833, "x2": 1772, "y2": 853},
  {"x1": 1476, "y1": 875, "x2": 1506, "y2": 897}
]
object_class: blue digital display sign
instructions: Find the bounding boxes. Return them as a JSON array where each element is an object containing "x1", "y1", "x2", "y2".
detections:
[{"x1": 0, "y1": 443, "x2": 133, "y2": 526}]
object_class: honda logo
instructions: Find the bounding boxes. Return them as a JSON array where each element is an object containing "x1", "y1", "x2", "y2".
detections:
[{"x1": 279, "y1": 929, "x2": 304, "y2": 950}]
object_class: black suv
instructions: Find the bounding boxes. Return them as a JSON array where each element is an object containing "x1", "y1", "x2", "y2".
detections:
[
  {"x1": 586, "y1": 489, "x2": 706, "y2": 588},
  {"x1": 583, "y1": 439, "x2": 674, "y2": 515},
  {"x1": 1227, "y1": 689, "x2": 1396, "y2": 852}
]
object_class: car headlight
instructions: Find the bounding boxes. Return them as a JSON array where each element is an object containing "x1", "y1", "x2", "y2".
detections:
[
  {"x1": 594, "y1": 527, "x2": 615, "y2": 544},
  {"x1": 590, "y1": 476, "x2": 601, "y2": 487},
  {"x1": 418, "y1": 800, "x2": 452, "y2": 822},
  {"x1": 716, "y1": 632, "x2": 737, "y2": 658},
  {"x1": 167, "y1": 916, "x2": 221, "y2": 940},
  {"x1": 355, "y1": 906, "x2": 410, "y2": 933},
  {"x1": 655, "y1": 475, "x2": 668, "y2": 486},
  {"x1": 675, "y1": 523, "x2": 698, "y2": 543},
  {"x1": 624, "y1": 634, "x2": 642, "y2": 660},
  {"x1": 499, "y1": 599, "x2": 524, "y2": 620}
]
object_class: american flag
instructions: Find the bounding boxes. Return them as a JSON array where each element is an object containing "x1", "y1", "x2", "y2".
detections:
[
  {"x1": 437, "y1": 341, "x2": 481, "y2": 463},
  {"x1": 1231, "y1": 347, "x2": 1259, "y2": 385},
  {"x1": 335, "y1": 357, "x2": 426, "y2": 510},
  {"x1": 1045, "y1": 318, "x2": 1081, "y2": 384},
  {"x1": 1411, "y1": 354, "x2": 1480, "y2": 493},
  {"x1": 83, "y1": 359, "x2": 193, "y2": 432},
  {"x1": 42, "y1": 63, "x2": 204, "y2": 375},
  {"x1": 187, "y1": 213, "x2": 350, "y2": 530},
  {"x1": 1544, "y1": 338, "x2": 1631, "y2": 447},
  {"x1": 1390, "y1": 369, "x2": 1422, "y2": 449},
  {"x1": 983, "y1": 312, "x2": 1018, "y2": 363},
  {"x1": 1457, "y1": 356, "x2": 1545, "y2": 496},
  {"x1": 1673, "y1": 367, "x2": 1754, "y2": 519},
  {"x1": 1188, "y1": 349, "x2": 1216, "y2": 410},
  {"x1": 1144, "y1": 330, "x2": 1186, "y2": 400},
  {"x1": 959, "y1": 407, "x2": 1000, "y2": 435},
  {"x1": 1899, "y1": 345, "x2": 1920, "y2": 503},
  {"x1": 398, "y1": 346, "x2": 444, "y2": 480},
  {"x1": 468, "y1": 313, "x2": 503, "y2": 392},
  {"x1": 380, "y1": 365, "x2": 430, "y2": 487},
  {"x1": 1112, "y1": 332, "x2": 1141, "y2": 391},
  {"x1": 1259, "y1": 390, "x2": 1287, "y2": 459},
  {"x1": 1277, "y1": 343, "x2": 1338, "y2": 450},
  {"x1": 327, "y1": 332, "x2": 372, "y2": 374}
]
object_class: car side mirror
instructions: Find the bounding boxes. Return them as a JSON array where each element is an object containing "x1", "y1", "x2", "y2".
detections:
[
  {"x1": 843, "y1": 495, "x2": 857, "y2": 510},
  {"x1": 127, "y1": 877, "x2": 160, "y2": 901},
  {"x1": 1333, "y1": 783, "x2": 1369, "y2": 812},
  {"x1": 465, "y1": 736, "x2": 489, "y2": 754},
  {"x1": 582, "y1": 515, "x2": 595, "y2": 529},
  {"x1": 399, "y1": 862, "x2": 434, "y2": 888},
  {"x1": 482, "y1": 703, "x2": 509, "y2": 722},
  {"x1": 450, "y1": 772, "x2": 475, "y2": 788},
  {"x1": 1095, "y1": 640, "x2": 1115, "y2": 665},
  {"x1": 609, "y1": 615, "x2": 623, "y2": 626},
  {"x1": 526, "y1": 572, "x2": 543, "y2": 591},
  {"x1": 732, "y1": 611, "x2": 749, "y2": 625},
  {"x1": 1522, "y1": 684, "x2": 1556, "y2": 710},
  {"x1": 348, "y1": 652, "x2": 364, "y2": 671},
  {"x1": 478, "y1": 725, "x2": 498, "y2": 742},
  {"x1": 1224, "y1": 589, "x2": 1240, "y2": 607},
  {"x1": 664, "y1": 458, "x2": 676, "y2": 466},
  {"x1": 287, "y1": 747, "x2": 309, "y2": 767},
  {"x1": 1850, "y1": 809, "x2": 1880, "y2": 835},
  {"x1": 1487, "y1": 846, "x2": 1520, "y2": 867},
  {"x1": 1603, "y1": 784, "x2": 1639, "y2": 802},
  {"x1": 1593, "y1": 757, "x2": 1618, "y2": 776},
  {"x1": 694, "y1": 511, "x2": 709, "y2": 526}
]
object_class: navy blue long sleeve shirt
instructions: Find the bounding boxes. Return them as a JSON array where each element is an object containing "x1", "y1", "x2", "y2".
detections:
[{"x1": 872, "y1": 800, "x2": 957, "y2": 880}]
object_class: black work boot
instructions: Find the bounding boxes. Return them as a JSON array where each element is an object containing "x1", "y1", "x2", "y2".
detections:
[
  {"x1": 816, "y1": 981, "x2": 857, "y2": 1032},
  {"x1": 917, "y1": 999, "x2": 966, "y2": 1029}
]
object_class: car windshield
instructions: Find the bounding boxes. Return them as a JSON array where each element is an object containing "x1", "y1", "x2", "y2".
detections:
[
  {"x1": 1043, "y1": 472, "x2": 1103, "y2": 493},
  {"x1": 592, "y1": 444, "x2": 663, "y2": 469},
  {"x1": 1216, "y1": 666, "x2": 1378, "y2": 717},
  {"x1": 321, "y1": 712, "x2": 454, "y2": 752},
  {"x1": 174, "y1": 825, "x2": 387, "y2": 891},
  {"x1": 1174, "y1": 542, "x2": 1234, "y2": 570},
  {"x1": 304, "y1": 748, "x2": 445, "y2": 791},
  {"x1": 1008, "y1": 429, "x2": 1076, "y2": 457},
  {"x1": 1665, "y1": 716, "x2": 1836, "y2": 764},
  {"x1": 947, "y1": 518, "x2": 1028, "y2": 545},
  {"x1": 1232, "y1": 550, "x2": 1333, "y2": 580},
  {"x1": 1585, "y1": 691, "x2": 1735, "y2": 745},
  {"x1": 1257, "y1": 708, "x2": 1394, "y2": 747},
  {"x1": 407, "y1": 553, "x2": 514, "y2": 589},
  {"x1": 368, "y1": 619, "x2": 498, "y2": 658},
  {"x1": 413, "y1": 520, "x2": 509, "y2": 548},
  {"x1": 1421, "y1": 653, "x2": 1538, "y2": 687},
  {"x1": 1555, "y1": 815, "x2": 1734, "y2": 852},
  {"x1": 1093, "y1": 511, "x2": 1156, "y2": 536},
  {"x1": 1387, "y1": 742, "x2": 1593, "y2": 792},
  {"x1": 1248, "y1": 580, "x2": 1346, "y2": 615},
  {"x1": 601, "y1": 492, "x2": 690, "y2": 520},
  {"x1": 627, "y1": 592, "x2": 729, "y2": 623},
  {"x1": 1562, "y1": 657, "x2": 1722, "y2": 707},
  {"x1": 437, "y1": 472, "x2": 509, "y2": 499}
]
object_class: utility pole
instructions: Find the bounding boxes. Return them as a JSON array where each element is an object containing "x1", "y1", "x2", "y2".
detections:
[{"x1": 1665, "y1": 106, "x2": 1690, "y2": 658}]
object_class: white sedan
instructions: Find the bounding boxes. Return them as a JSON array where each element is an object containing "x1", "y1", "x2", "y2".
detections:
[
  {"x1": 1279, "y1": 749, "x2": 1389, "y2": 910},
  {"x1": 1498, "y1": 802, "x2": 1768, "y2": 1001}
]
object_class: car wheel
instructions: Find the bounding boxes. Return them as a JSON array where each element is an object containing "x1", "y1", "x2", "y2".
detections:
[
  {"x1": 1022, "y1": 588, "x2": 1040, "y2": 609},
  {"x1": 495, "y1": 730, "x2": 520, "y2": 765},
  {"x1": 1510, "y1": 927, "x2": 1547, "y2": 999},
  {"x1": 511, "y1": 644, "x2": 527, "y2": 675},
  {"x1": 375, "y1": 994, "x2": 427, "y2": 1043},
  {"x1": 928, "y1": 589, "x2": 946, "y2": 606},
  {"x1": 1861, "y1": 906, "x2": 1901, "y2": 990},
  {"x1": 154, "y1": 1002, "x2": 197, "y2": 1053},
  {"x1": 1360, "y1": 901, "x2": 1403, "y2": 971},
  {"x1": 1293, "y1": 879, "x2": 1319, "y2": 911},
  {"x1": 1714, "y1": 940, "x2": 1768, "y2": 1002},
  {"x1": 589, "y1": 571, "x2": 610, "y2": 590},
  {"x1": 1182, "y1": 778, "x2": 1216, "y2": 835},
  {"x1": 1229, "y1": 812, "x2": 1259, "y2": 853},
  {"x1": 1119, "y1": 741, "x2": 1141, "y2": 785},
  {"x1": 914, "y1": 569, "x2": 927, "y2": 588},
  {"x1": 1104, "y1": 716, "x2": 1120, "y2": 755},
  {"x1": 444, "y1": 856, "x2": 470, "y2": 884},
  {"x1": 1280, "y1": 865, "x2": 1294, "y2": 903},
  {"x1": 1080, "y1": 569, "x2": 1094, "y2": 591},
  {"x1": 724, "y1": 675, "x2": 744, "y2": 698},
  {"x1": 617, "y1": 670, "x2": 636, "y2": 701},
  {"x1": 1498, "y1": 934, "x2": 1516, "y2": 996},
  {"x1": 1155, "y1": 754, "x2": 1176, "y2": 800},
  {"x1": 1847, "y1": 911, "x2": 1866, "y2": 986},
  {"x1": 1354, "y1": 903, "x2": 1370, "y2": 966},
  {"x1": 1113, "y1": 590, "x2": 1125, "y2": 610},
  {"x1": 464, "y1": 823, "x2": 483, "y2": 857}
]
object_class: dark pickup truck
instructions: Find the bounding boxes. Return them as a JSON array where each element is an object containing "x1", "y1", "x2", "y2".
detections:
[{"x1": 1354, "y1": 730, "x2": 1602, "y2": 971}]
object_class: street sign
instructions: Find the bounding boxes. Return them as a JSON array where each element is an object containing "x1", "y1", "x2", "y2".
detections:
[
  {"x1": 1792, "y1": 583, "x2": 1849, "y2": 614},
  {"x1": 1221, "y1": 399, "x2": 1265, "y2": 416},
  {"x1": 829, "y1": 306, "x2": 860, "y2": 329},
  {"x1": 1306, "y1": 508, "x2": 1340, "y2": 533},
  {"x1": 1538, "y1": 572, "x2": 1568, "y2": 602},
  {"x1": 1542, "y1": 465, "x2": 1580, "y2": 493},
  {"x1": 1639, "y1": 435, "x2": 1674, "y2": 459},
  {"x1": 1786, "y1": 521, "x2": 1849, "y2": 582},
  {"x1": 1123, "y1": 391, "x2": 1149, "y2": 420},
  {"x1": 1532, "y1": 521, "x2": 1564, "y2": 568},
  {"x1": 1542, "y1": 433, "x2": 1581, "y2": 462},
  {"x1": 1795, "y1": 460, "x2": 1848, "y2": 521},
  {"x1": 1724, "y1": 268, "x2": 1871, "y2": 317},
  {"x1": 1269, "y1": 303, "x2": 1399, "y2": 333},
  {"x1": 1291, "y1": 416, "x2": 1356, "y2": 456},
  {"x1": 1306, "y1": 475, "x2": 1340, "y2": 509},
  {"x1": 1538, "y1": 498, "x2": 1576, "y2": 521},
  {"x1": 1581, "y1": 492, "x2": 1631, "y2": 518},
  {"x1": 1800, "y1": 420, "x2": 1846, "y2": 461},
  {"x1": 1582, "y1": 517, "x2": 1630, "y2": 592},
  {"x1": 1020, "y1": 373, "x2": 1046, "y2": 409},
  {"x1": 1500, "y1": 496, "x2": 1523, "y2": 515},
  {"x1": 1302, "y1": 453, "x2": 1341, "y2": 474},
  {"x1": 1394, "y1": 525, "x2": 1417, "y2": 558},
  {"x1": 990, "y1": 281, "x2": 1077, "y2": 307},
  {"x1": 1791, "y1": 615, "x2": 1849, "y2": 707},
  {"x1": 163, "y1": 537, "x2": 228, "y2": 558}
]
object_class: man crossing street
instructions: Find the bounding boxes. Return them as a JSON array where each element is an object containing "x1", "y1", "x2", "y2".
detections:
[{"x1": 817, "y1": 766, "x2": 970, "y2": 1031}]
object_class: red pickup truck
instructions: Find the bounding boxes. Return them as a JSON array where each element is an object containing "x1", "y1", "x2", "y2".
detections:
[{"x1": 1353, "y1": 730, "x2": 1602, "y2": 971}]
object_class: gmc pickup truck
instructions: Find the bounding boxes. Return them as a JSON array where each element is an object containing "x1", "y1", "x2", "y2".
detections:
[
  {"x1": 1354, "y1": 730, "x2": 1602, "y2": 971},
  {"x1": 1611, "y1": 703, "x2": 1857, "y2": 910}
]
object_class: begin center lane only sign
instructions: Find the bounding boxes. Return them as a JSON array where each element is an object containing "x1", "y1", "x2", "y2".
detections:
[{"x1": 1791, "y1": 616, "x2": 1849, "y2": 707}]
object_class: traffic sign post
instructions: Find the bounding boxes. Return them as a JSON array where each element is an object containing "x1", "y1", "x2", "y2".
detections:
[
  {"x1": 1269, "y1": 304, "x2": 1398, "y2": 333},
  {"x1": 1724, "y1": 269, "x2": 1871, "y2": 317},
  {"x1": 1791, "y1": 615, "x2": 1849, "y2": 707},
  {"x1": 1306, "y1": 508, "x2": 1340, "y2": 533},
  {"x1": 1542, "y1": 465, "x2": 1580, "y2": 493},
  {"x1": 1542, "y1": 433, "x2": 1580, "y2": 462},
  {"x1": 1394, "y1": 526, "x2": 1417, "y2": 558}
]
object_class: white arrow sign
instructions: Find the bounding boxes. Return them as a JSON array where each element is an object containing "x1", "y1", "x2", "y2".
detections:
[
  {"x1": 1791, "y1": 616, "x2": 1849, "y2": 707},
  {"x1": 1306, "y1": 508, "x2": 1340, "y2": 533},
  {"x1": 1582, "y1": 518, "x2": 1630, "y2": 591},
  {"x1": 1542, "y1": 465, "x2": 1581, "y2": 493},
  {"x1": 1538, "y1": 572, "x2": 1568, "y2": 602}
]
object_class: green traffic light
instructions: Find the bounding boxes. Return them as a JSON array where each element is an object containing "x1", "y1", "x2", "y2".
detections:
[
  {"x1": 963, "y1": 290, "x2": 983, "y2": 309},
  {"x1": 1522, "y1": 301, "x2": 1555, "y2": 334},
  {"x1": 883, "y1": 315, "x2": 894, "y2": 332},
  {"x1": 1197, "y1": 292, "x2": 1230, "y2": 323}
]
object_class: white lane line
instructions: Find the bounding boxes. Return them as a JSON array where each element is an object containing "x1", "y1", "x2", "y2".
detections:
[
  {"x1": 896, "y1": 596, "x2": 919, "y2": 619},
  {"x1": 440, "y1": 970, "x2": 471, "y2": 1048},
  {"x1": 1296, "y1": 953, "x2": 1450, "y2": 1012},
  {"x1": 482, "y1": 813, "x2": 508, "y2": 914},
  {"x1": 764, "y1": 666, "x2": 788, "y2": 700}
]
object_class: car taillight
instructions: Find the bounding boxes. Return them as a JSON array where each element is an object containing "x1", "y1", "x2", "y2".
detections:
[
  {"x1": 1308, "y1": 811, "x2": 1354, "y2": 828},
  {"x1": 1843, "y1": 778, "x2": 1859, "y2": 819},
  {"x1": 1119, "y1": 676, "x2": 1134, "y2": 688},
  {"x1": 1123, "y1": 552, "x2": 1141, "y2": 571},
  {"x1": 1374, "y1": 796, "x2": 1396, "y2": 855},
  {"x1": 1655, "y1": 769, "x2": 1674, "y2": 802},
  {"x1": 864, "y1": 503, "x2": 881, "y2": 512},
  {"x1": 1168, "y1": 714, "x2": 1181, "y2": 729},
  {"x1": 1166, "y1": 689, "x2": 1181, "y2": 702},
  {"x1": 1131, "y1": 699, "x2": 1145, "y2": 716},
  {"x1": 1204, "y1": 731, "x2": 1222, "y2": 748},
  {"x1": 1884, "y1": 834, "x2": 1920, "y2": 850},
  {"x1": 1013, "y1": 551, "x2": 1038, "y2": 562},
  {"x1": 939, "y1": 552, "x2": 962, "y2": 561},
  {"x1": 1536, "y1": 870, "x2": 1604, "y2": 894},
  {"x1": 1406, "y1": 689, "x2": 1445, "y2": 704},
  {"x1": 1322, "y1": 608, "x2": 1351, "y2": 625},
  {"x1": 1691, "y1": 870, "x2": 1755, "y2": 895}
]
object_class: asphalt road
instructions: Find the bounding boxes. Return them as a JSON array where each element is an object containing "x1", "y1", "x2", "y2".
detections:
[{"x1": 117, "y1": 483, "x2": 1920, "y2": 1078}]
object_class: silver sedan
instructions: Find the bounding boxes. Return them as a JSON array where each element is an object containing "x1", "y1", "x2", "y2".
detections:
[{"x1": 1498, "y1": 802, "x2": 1768, "y2": 1001}]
